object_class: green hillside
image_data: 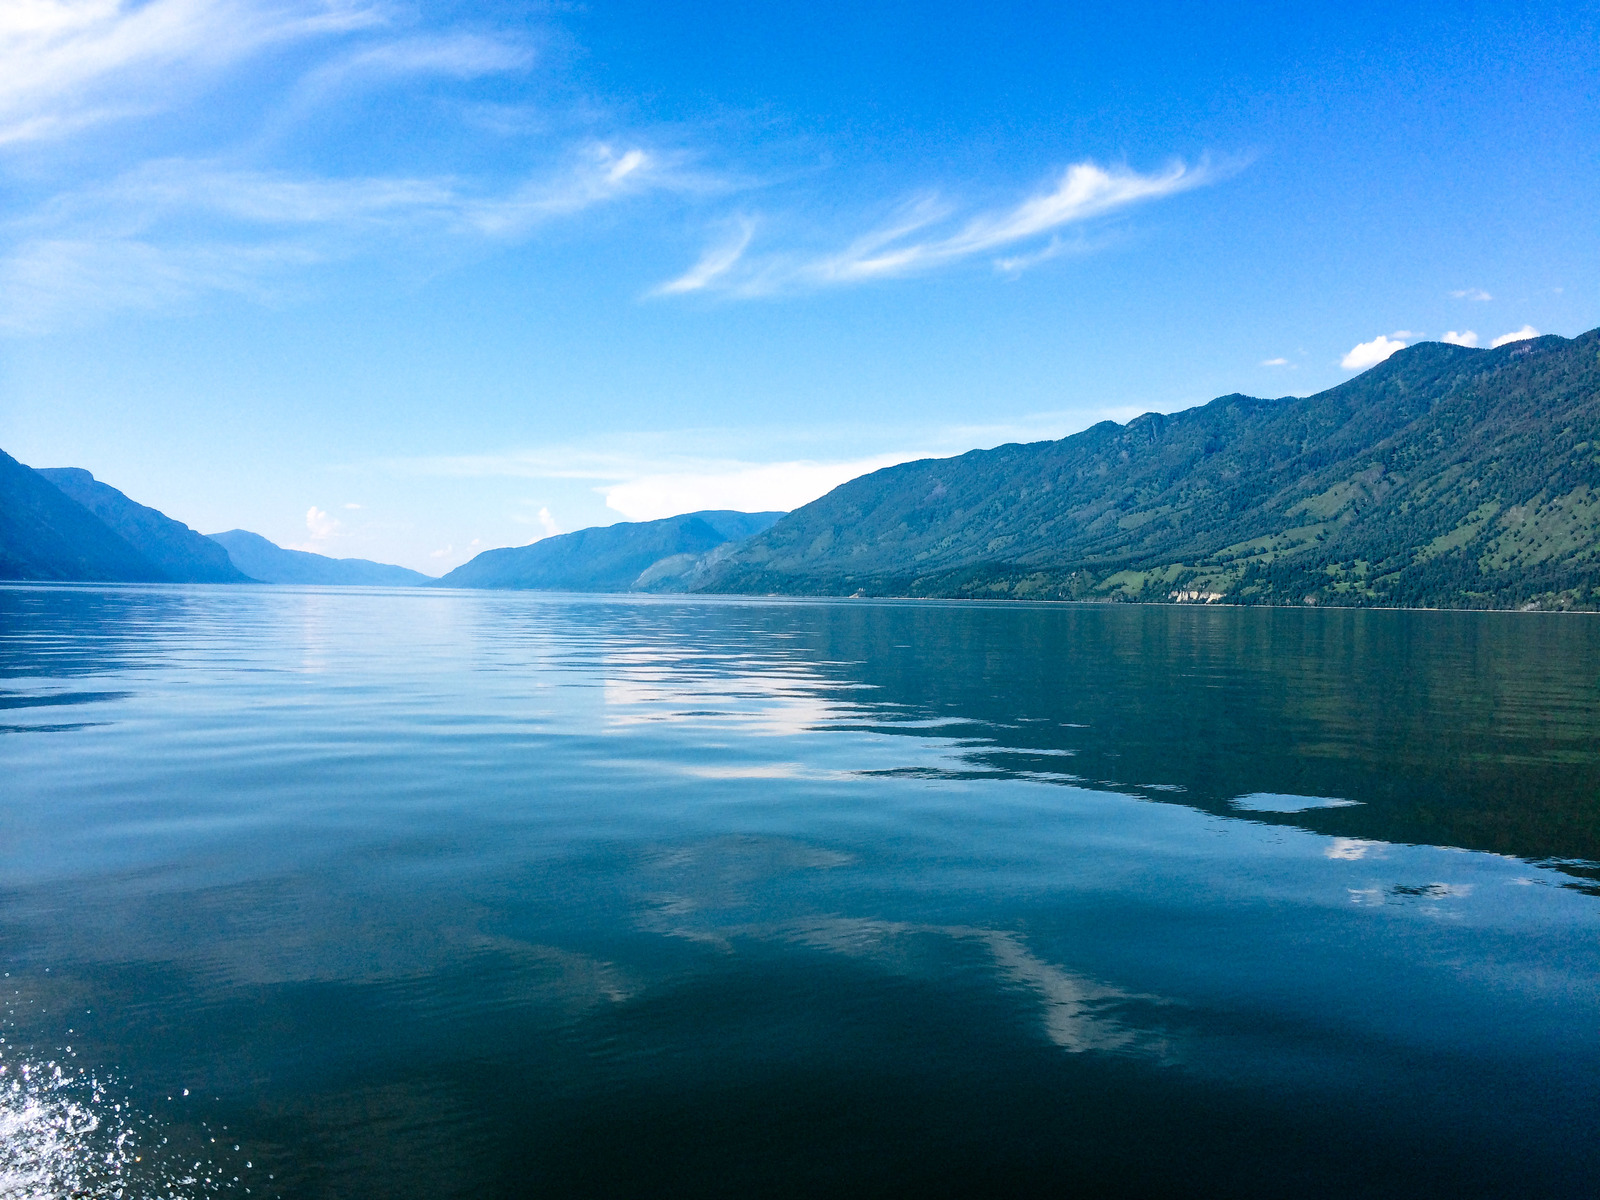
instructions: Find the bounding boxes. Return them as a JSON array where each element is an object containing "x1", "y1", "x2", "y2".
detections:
[{"x1": 700, "y1": 330, "x2": 1600, "y2": 609}]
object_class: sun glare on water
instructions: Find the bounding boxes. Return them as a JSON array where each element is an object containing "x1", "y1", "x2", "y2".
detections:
[{"x1": 0, "y1": 1040, "x2": 253, "y2": 1200}]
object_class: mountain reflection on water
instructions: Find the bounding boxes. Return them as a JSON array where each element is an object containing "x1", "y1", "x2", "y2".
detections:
[
  {"x1": 795, "y1": 600, "x2": 1600, "y2": 879},
  {"x1": 0, "y1": 585, "x2": 1597, "y2": 1199}
]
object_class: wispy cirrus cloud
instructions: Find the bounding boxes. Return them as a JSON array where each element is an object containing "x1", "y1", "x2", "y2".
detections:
[
  {"x1": 0, "y1": 1, "x2": 703, "y2": 331},
  {"x1": 260, "y1": 29, "x2": 538, "y2": 134},
  {"x1": 2, "y1": 234, "x2": 322, "y2": 327},
  {"x1": 0, "y1": 0, "x2": 379, "y2": 145},
  {"x1": 652, "y1": 217, "x2": 755, "y2": 296},
  {"x1": 104, "y1": 142, "x2": 666, "y2": 231},
  {"x1": 656, "y1": 158, "x2": 1217, "y2": 297},
  {"x1": 312, "y1": 31, "x2": 533, "y2": 81},
  {"x1": 1, "y1": 7, "x2": 1231, "y2": 336},
  {"x1": 0, "y1": 142, "x2": 688, "y2": 330}
]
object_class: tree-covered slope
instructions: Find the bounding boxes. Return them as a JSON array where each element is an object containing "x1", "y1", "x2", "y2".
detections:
[
  {"x1": 701, "y1": 330, "x2": 1600, "y2": 608},
  {"x1": 208, "y1": 529, "x2": 434, "y2": 586},
  {"x1": 40, "y1": 468, "x2": 250, "y2": 584},
  {"x1": 438, "y1": 511, "x2": 785, "y2": 591},
  {"x1": 0, "y1": 449, "x2": 167, "y2": 582}
]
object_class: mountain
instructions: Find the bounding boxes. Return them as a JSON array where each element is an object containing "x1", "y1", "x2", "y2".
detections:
[
  {"x1": 38, "y1": 467, "x2": 249, "y2": 584},
  {"x1": 699, "y1": 330, "x2": 1600, "y2": 609},
  {"x1": 437, "y1": 510, "x2": 786, "y2": 591},
  {"x1": 0, "y1": 449, "x2": 168, "y2": 582},
  {"x1": 207, "y1": 530, "x2": 435, "y2": 586}
]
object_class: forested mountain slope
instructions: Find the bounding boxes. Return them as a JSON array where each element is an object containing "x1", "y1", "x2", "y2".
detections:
[{"x1": 699, "y1": 331, "x2": 1600, "y2": 609}]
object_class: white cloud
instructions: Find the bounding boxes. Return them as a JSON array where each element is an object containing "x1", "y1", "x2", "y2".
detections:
[
  {"x1": 1440, "y1": 330, "x2": 1478, "y2": 347},
  {"x1": 1260, "y1": 357, "x2": 1291, "y2": 367},
  {"x1": 1390, "y1": 329, "x2": 1421, "y2": 340},
  {"x1": 537, "y1": 506, "x2": 559, "y2": 537},
  {"x1": 1490, "y1": 325, "x2": 1539, "y2": 347},
  {"x1": 377, "y1": 413, "x2": 1115, "y2": 547},
  {"x1": 602, "y1": 454, "x2": 913, "y2": 520},
  {"x1": 0, "y1": 0, "x2": 379, "y2": 146},
  {"x1": 413, "y1": 445, "x2": 912, "y2": 519},
  {"x1": 285, "y1": 502, "x2": 342, "y2": 550},
  {"x1": 1340, "y1": 334, "x2": 1406, "y2": 370},
  {"x1": 1450, "y1": 288, "x2": 1492, "y2": 301},
  {"x1": 659, "y1": 158, "x2": 1217, "y2": 296},
  {"x1": 305, "y1": 504, "x2": 339, "y2": 537},
  {"x1": 385, "y1": 412, "x2": 1109, "y2": 490}
]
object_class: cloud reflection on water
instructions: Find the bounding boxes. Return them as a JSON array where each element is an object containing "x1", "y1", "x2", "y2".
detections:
[{"x1": 630, "y1": 834, "x2": 1174, "y2": 1059}]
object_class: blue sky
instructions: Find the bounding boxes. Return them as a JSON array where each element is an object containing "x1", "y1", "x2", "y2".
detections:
[{"x1": 1, "y1": 0, "x2": 1595, "y2": 571}]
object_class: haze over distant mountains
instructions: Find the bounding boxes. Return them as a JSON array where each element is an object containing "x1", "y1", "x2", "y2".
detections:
[
  {"x1": 0, "y1": 455, "x2": 438, "y2": 586},
  {"x1": 39, "y1": 468, "x2": 248, "y2": 584},
  {"x1": 0, "y1": 450, "x2": 171, "y2": 583},
  {"x1": 207, "y1": 530, "x2": 433, "y2": 586},
  {"x1": 437, "y1": 511, "x2": 785, "y2": 592},
  {"x1": 5, "y1": 329, "x2": 1599, "y2": 608}
]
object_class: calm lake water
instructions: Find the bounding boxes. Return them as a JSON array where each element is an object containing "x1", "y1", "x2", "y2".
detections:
[{"x1": 2, "y1": 585, "x2": 1598, "y2": 1198}]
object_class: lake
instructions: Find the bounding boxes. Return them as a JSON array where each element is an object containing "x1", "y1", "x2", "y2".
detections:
[{"x1": 2, "y1": 585, "x2": 1597, "y2": 1198}]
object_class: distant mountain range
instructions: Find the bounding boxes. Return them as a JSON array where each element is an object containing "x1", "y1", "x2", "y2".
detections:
[
  {"x1": 436, "y1": 511, "x2": 785, "y2": 591},
  {"x1": 0, "y1": 447, "x2": 781, "y2": 591},
  {"x1": 6, "y1": 329, "x2": 1599, "y2": 608},
  {"x1": 207, "y1": 529, "x2": 434, "y2": 586},
  {"x1": 0, "y1": 454, "x2": 437, "y2": 586},
  {"x1": 0, "y1": 450, "x2": 172, "y2": 582},
  {"x1": 695, "y1": 330, "x2": 1600, "y2": 609},
  {"x1": 39, "y1": 468, "x2": 249, "y2": 584}
]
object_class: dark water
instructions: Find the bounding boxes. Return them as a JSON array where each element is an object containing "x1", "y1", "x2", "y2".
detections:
[{"x1": 2, "y1": 585, "x2": 1598, "y2": 1199}]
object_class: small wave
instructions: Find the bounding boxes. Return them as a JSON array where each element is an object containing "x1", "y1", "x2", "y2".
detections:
[
  {"x1": 1, "y1": 1053, "x2": 133, "y2": 1200},
  {"x1": 0, "y1": 1051, "x2": 253, "y2": 1200}
]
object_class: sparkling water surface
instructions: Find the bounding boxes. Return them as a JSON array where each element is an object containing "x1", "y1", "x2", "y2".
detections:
[{"x1": 2, "y1": 585, "x2": 1598, "y2": 1198}]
